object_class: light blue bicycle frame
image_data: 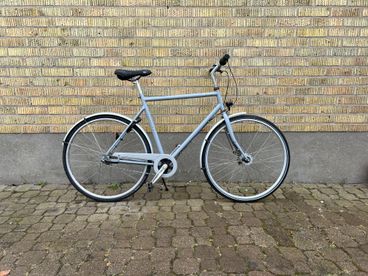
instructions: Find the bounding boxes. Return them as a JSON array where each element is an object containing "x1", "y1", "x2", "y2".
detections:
[
  {"x1": 106, "y1": 80, "x2": 250, "y2": 164},
  {"x1": 137, "y1": 81, "x2": 227, "y2": 157},
  {"x1": 104, "y1": 60, "x2": 253, "y2": 180}
]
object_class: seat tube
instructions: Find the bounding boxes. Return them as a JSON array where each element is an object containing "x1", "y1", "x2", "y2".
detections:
[
  {"x1": 133, "y1": 80, "x2": 145, "y2": 98},
  {"x1": 133, "y1": 80, "x2": 164, "y2": 154}
]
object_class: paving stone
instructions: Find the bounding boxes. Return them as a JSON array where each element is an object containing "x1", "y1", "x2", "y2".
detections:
[
  {"x1": 237, "y1": 245, "x2": 266, "y2": 271},
  {"x1": 16, "y1": 250, "x2": 47, "y2": 266},
  {"x1": 1, "y1": 231, "x2": 25, "y2": 243},
  {"x1": 152, "y1": 260, "x2": 172, "y2": 275},
  {"x1": 0, "y1": 217, "x2": 9, "y2": 224},
  {"x1": 200, "y1": 258, "x2": 218, "y2": 271},
  {"x1": 337, "y1": 260, "x2": 359, "y2": 274},
  {"x1": 150, "y1": 247, "x2": 176, "y2": 263},
  {"x1": 240, "y1": 212, "x2": 263, "y2": 227},
  {"x1": 18, "y1": 215, "x2": 42, "y2": 225},
  {"x1": 141, "y1": 205, "x2": 159, "y2": 213},
  {"x1": 177, "y1": 247, "x2": 194, "y2": 258},
  {"x1": 44, "y1": 207, "x2": 66, "y2": 216},
  {"x1": 250, "y1": 227, "x2": 277, "y2": 248},
  {"x1": 293, "y1": 228, "x2": 329, "y2": 250},
  {"x1": 305, "y1": 250, "x2": 341, "y2": 274},
  {"x1": 172, "y1": 235, "x2": 196, "y2": 248},
  {"x1": 78, "y1": 259, "x2": 106, "y2": 275},
  {"x1": 194, "y1": 245, "x2": 218, "y2": 259},
  {"x1": 27, "y1": 222, "x2": 52, "y2": 233},
  {"x1": 77, "y1": 206, "x2": 97, "y2": 215},
  {"x1": 136, "y1": 218, "x2": 157, "y2": 230},
  {"x1": 218, "y1": 247, "x2": 247, "y2": 273},
  {"x1": 263, "y1": 247, "x2": 295, "y2": 275},
  {"x1": 124, "y1": 259, "x2": 153, "y2": 276},
  {"x1": 171, "y1": 218, "x2": 192, "y2": 228},
  {"x1": 132, "y1": 236, "x2": 155, "y2": 250},
  {"x1": 8, "y1": 265, "x2": 30, "y2": 276},
  {"x1": 248, "y1": 271, "x2": 274, "y2": 276},
  {"x1": 0, "y1": 182, "x2": 367, "y2": 275},
  {"x1": 57, "y1": 263, "x2": 78, "y2": 275},
  {"x1": 87, "y1": 213, "x2": 108, "y2": 222},
  {"x1": 28, "y1": 259, "x2": 60, "y2": 276},
  {"x1": 320, "y1": 247, "x2": 351, "y2": 262},
  {"x1": 213, "y1": 234, "x2": 236, "y2": 247},
  {"x1": 158, "y1": 199, "x2": 176, "y2": 207},
  {"x1": 187, "y1": 199, "x2": 204, "y2": 207},
  {"x1": 173, "y1": 257, "x2": 200, "y2": 275},
  {"x1": 53, "y1": 214, "x2": 76, "y2": 224},
  {"x1": 325, "y1": 227, "x2": 359, "y2": 247},
  {"x1": 173, "y1": 204, "x2": 191, "y2": 212}
]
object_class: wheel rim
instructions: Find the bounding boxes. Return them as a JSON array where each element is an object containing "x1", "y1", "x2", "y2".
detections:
[
  {"x1": 205, "y1": 117, "x2": 289, "y2": 201},
  {"x1": 65, "y1": 117, "x2": 149, "y2": 200}
]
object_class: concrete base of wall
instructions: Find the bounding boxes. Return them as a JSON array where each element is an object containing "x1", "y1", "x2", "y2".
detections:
[{"x1": 1, "y1": 132, "x2": 367, "y2": 185}]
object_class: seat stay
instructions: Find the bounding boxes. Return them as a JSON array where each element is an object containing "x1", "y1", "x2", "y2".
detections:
[{"x1": 105, "y1": 107, "x2": 145, "y2": 156}]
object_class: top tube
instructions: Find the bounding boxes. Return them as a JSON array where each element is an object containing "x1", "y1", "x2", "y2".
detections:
[{"x1": 143, "y1": 92, "x2": 220, "y2": 102}]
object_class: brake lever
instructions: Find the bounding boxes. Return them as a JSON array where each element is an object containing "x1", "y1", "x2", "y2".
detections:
[{"x1": 209, "y1": 64, "x2": 223, "y2": 74}]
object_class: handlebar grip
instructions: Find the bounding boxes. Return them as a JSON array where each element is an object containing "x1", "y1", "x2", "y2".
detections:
[{"x1": 219, "y1": 54, "x2": 230, "y2": 66}]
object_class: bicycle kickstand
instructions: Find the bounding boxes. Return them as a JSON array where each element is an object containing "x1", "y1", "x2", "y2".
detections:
[
  {"x1": 160, "y1": 178, "x2": 169, "y2": 191},
  {"x1": 148, "y1": 164, "x2": 168, "y2": 192}
]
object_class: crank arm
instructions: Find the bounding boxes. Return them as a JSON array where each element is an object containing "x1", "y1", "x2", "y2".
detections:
[{"x1": 148, "y1": 164, "x2": 168, "y2": 192}]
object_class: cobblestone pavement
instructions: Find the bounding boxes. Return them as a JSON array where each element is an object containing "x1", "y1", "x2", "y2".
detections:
[{"x1": 0, "y1": 182, "x2": 367, "y2": 276}]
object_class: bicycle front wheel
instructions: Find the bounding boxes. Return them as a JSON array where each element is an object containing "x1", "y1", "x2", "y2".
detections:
[
  {"x1": 202, "y1": 114, "x2": 290, "y2": 202},
  {"x1": 62, "y1": 114, "x2": 152, "y2": 202}
]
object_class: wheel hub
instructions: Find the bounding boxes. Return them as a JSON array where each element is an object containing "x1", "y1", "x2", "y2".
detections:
[{"x1": 235, "y1": 152, "x2": 253, "y2": 165}]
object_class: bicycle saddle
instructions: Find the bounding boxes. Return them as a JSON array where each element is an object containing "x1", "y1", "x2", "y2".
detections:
[{"x1": 114, "y1": 69, "x2": 152, "y2": 81}]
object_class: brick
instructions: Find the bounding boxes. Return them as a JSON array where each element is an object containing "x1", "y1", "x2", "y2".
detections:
[
  {"x1": 0, "y1": 3, "x2": 366, "y2": 133},
  {"x1": 297, "y1": 28, "x2": 328, "y2": 37},
  {"x1": 299, "y1": 8, "x2": 330, "y2": 17}
]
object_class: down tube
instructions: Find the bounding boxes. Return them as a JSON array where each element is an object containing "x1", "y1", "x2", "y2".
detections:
[{"x1": 171, "y1": 104, "x2": 222, "y2": 158}]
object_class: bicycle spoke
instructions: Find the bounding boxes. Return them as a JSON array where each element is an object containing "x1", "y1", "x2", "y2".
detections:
[
  {"x1": 81, "y1": 132, "x2": 103, "y2": 153},
  {"x1": 204, "y1": 116, "x2": 289, "y2": 202},
  {"x1": 253, "y1": 154, "x2": 283, "y2": 164},
  {"x1": 90, "y1": 131, "x2": 104, "y2": 153},
  {"x1": 64, "y1": 116, "x2": 151, "y2": 201},
  {"x1": 71, "y1": 143, "x2": 102, "y2": 155}
]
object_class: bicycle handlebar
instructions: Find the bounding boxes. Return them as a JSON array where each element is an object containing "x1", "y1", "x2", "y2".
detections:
[
  {"x1": 209, "y1": 54, "x2": 230, "y2": 89},
  {"x1": 219, "y1": 54, "x2": 230, "y2": 66},
  {"x1": 210, "y1": 54, "x2": 230, "y2": 74}
]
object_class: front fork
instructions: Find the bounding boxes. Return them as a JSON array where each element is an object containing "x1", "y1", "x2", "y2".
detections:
[{"x1": 222, "y1": 112, "x2": 253, "y2": 164}]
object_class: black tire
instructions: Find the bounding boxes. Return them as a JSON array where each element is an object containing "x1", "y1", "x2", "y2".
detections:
[
  {"x1": 201, "y1": 114, "x2": 290, "y2": 202},
  {"x1": 62, "y1": 114, "x2": 152, "y2": 202}
]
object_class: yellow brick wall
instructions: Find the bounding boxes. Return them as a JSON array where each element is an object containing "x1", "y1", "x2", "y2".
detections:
[{"x1": 0, "y1": 0, "x2": 367, "y2": 133}]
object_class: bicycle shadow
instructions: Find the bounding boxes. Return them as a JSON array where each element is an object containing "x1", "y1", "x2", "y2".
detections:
[{"x1": 131, "y1": 182, "x2": 227, "y2": 202}]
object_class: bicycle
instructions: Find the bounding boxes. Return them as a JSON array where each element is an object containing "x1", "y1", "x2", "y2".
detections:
[{"x1": 62, "y1": 54, "x2": 290, "y2": 202}]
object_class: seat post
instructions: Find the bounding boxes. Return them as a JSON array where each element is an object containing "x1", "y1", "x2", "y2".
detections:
[{"x1": 133, "y1": 80, "x2": 145, "y2": 99}]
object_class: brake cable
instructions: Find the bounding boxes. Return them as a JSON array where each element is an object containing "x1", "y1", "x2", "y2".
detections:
[
  {"x1": 227, "y1": 61, "x2": 239, "y2": 105},
  {"x1": 222, "y1": 61, "x2": 239, "y2": 111},
  {"x1": 223, "y1": 70, "x2": 230, "y2": 103}
]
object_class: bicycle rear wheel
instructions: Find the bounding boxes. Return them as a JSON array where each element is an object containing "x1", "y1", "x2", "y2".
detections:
[
  {"x1": 202, "y1": 114, "x2": 290, "y2": 202},
  {"x1": 62, "y1": 114, "x2": 152, "y2": 202}
]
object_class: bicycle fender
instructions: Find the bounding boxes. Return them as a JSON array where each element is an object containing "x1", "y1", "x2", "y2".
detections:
[
  {"x1": 199, "y1": 112, "x2": 247, "y2": 169},
  {"x1": 62, "y1": 112, "x2": 153, "y2": 152}
]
